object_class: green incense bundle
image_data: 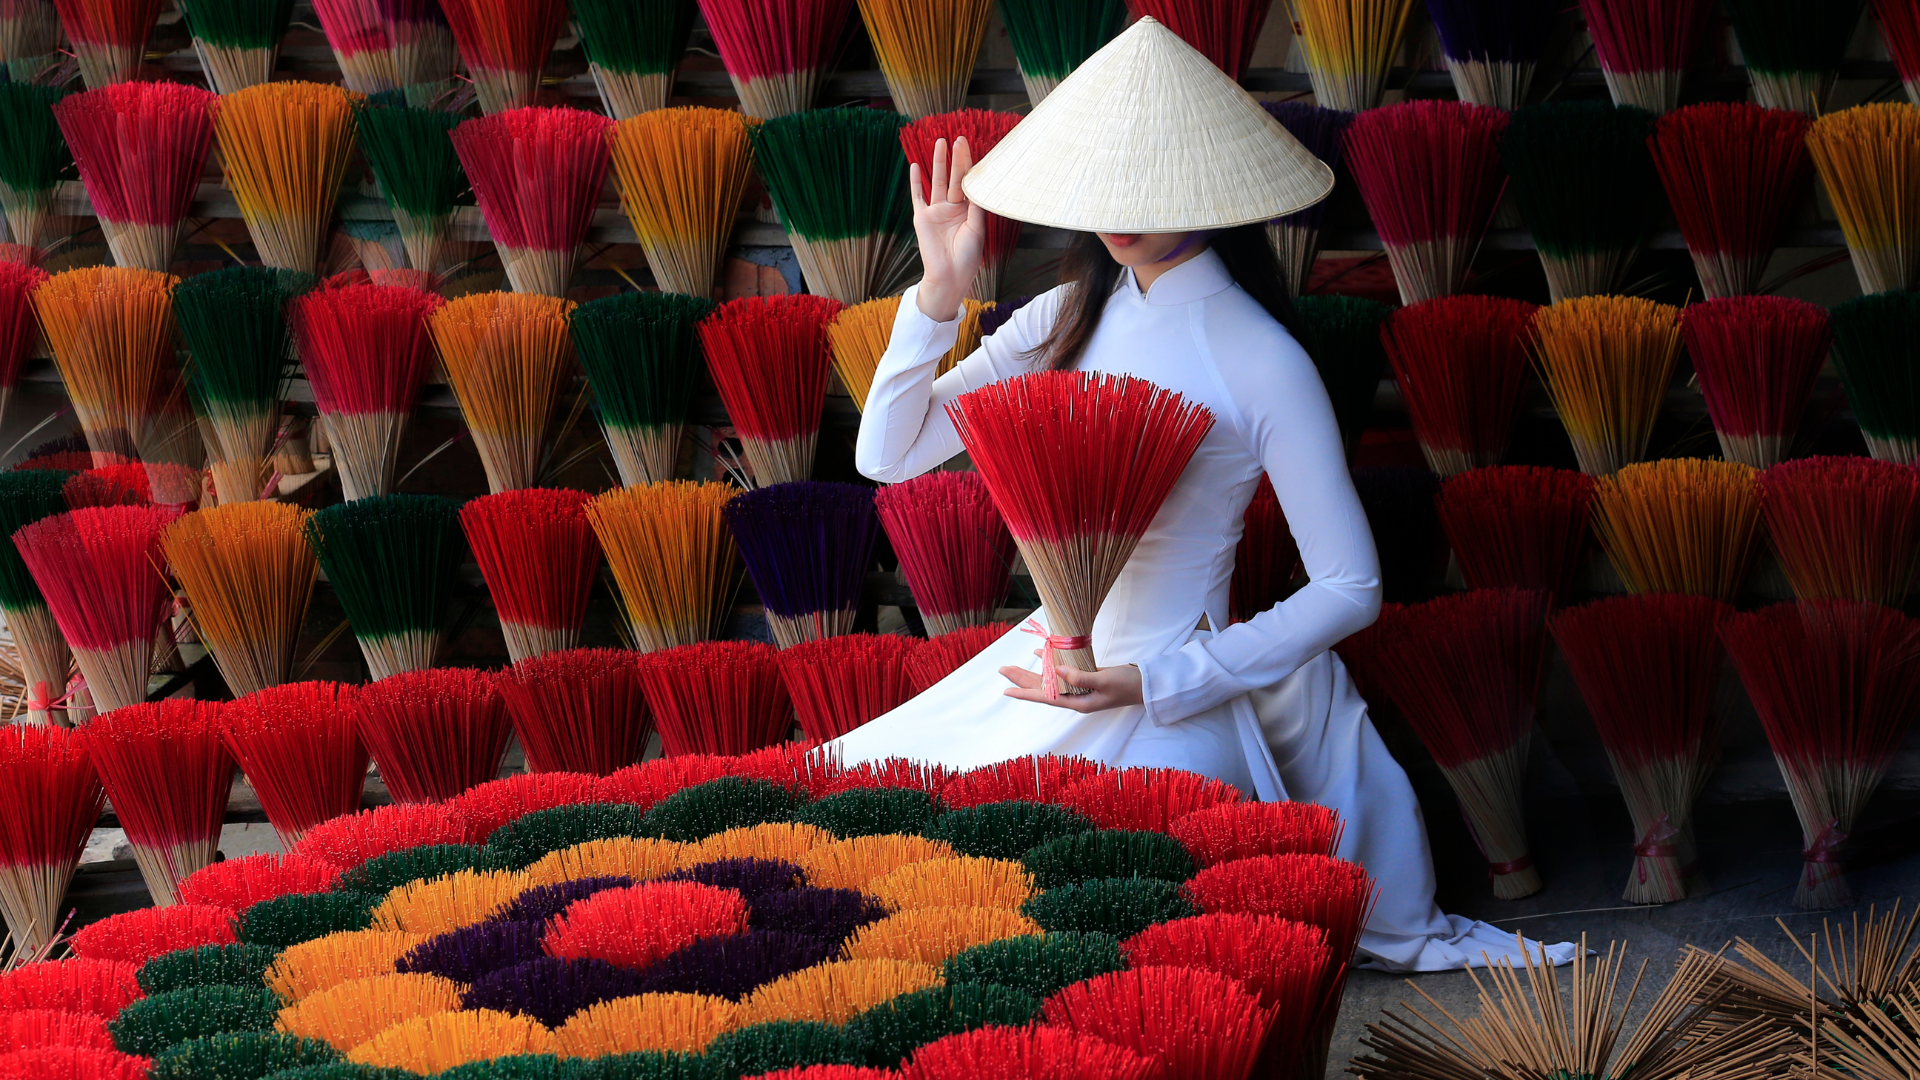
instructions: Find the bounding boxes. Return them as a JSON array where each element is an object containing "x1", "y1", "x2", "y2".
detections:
[
  {"x1": 356, "y1": 101, "x2": 467, "y2": 278},
  {"x1": 176, "y1": 0, "x2": 295, "y2": 94},
  {"x1": 845, "y1": 983, "x2": 1042, "y2": 1068},
  {"x1": 1724, "y1": 0, "x2": 1868, "y2": 114},
  {"x1": 1830, "y1": 290, "x2": 1920, "y2": 466},
  {"x1": 997, "y1": 0, "x2": 1125, "y2": 103},
  {"x1": 150, "y1": 1032, "x2": 340, "y2": 1080},
  {"x1": 304, "y1": 494, "x2": 464, "y2": 680},
  {"x1": 749, "y1": 108, "x2": 915, "y2": 304},
  {"x1": 0, "y1": 469, "x2": 75, "y2": 724},
  {"x1": 1500, "y1": 101, "x2": 1662, "y2": 302},
  {"x1": 1294, "y1": 295, "x2": 1391, "y2": 461},
  {"x1": 108, "y1": 986, "x2": 284, "y2": 1057},
  {"x1": 571, "y1": 291, "x2": 714, "y2": 486},
  {"x1": 0, "y1": 82, "x2": 68, "y2": 254},
  {"x1": 572, "y1": 0, "x2": 695, "y2": 119},
  {"x1": 176, "y1": 266, "x2": 315, "y2": 504}
]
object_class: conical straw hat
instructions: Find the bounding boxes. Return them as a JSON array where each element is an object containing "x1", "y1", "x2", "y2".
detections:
[{"x1": 961, "y1": 18, "x2": 1335, "y2": 233}]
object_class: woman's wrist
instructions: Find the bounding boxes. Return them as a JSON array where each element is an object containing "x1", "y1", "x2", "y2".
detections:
[{"x1": 916, "y1": 280, "x2": 964, "y2": 322}]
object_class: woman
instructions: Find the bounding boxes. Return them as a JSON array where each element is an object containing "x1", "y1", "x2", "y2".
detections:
[{"x1": 830, "y1": 18, "x2": 1570, "y2": 973}]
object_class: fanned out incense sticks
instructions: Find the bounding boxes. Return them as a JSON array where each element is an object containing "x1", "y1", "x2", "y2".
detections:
[
  {"x1": 1043, "y1": 966, "x2": 1269, "y2": 1080},
  {"x1": 81, "y1": 700, "x2": 233, "y2": 906},
  {"x1": 0, "y1": 0, "x2": 60, "y2": 79},
  {"x1": 1724, "y1": 0, "x2": 1866, "y2": 114},
  {"x1": 1229, "y1": 476, "x2": 1298, "y2": 623},
  {"x1": 1436, "y1": 466, "x2": 1594, "y2": 604},
  {"x1": 696, "y1": 0, "x2": 857, "y2": 118},
  {"x1": 460, "y1": 488, "x2": 602, "y2": 663},
  {"x1": 905, "y1": 1026, "x2": 1157, "y2": 1080},
  {"x1": 1343, "y1": 101, "x2": 1509, "y2": 305},
  {"x1": 637, "y1": 640, "x2": 794, "y2": 756},
  {"x1": 1832, "y1": 290, "x2": 1920, "y2": 464},
  {"x1": 947, "y1": 372, "x2": 1212, "y2": 691},
  {"x1": 778, "y1": 633, "x2": 917, "y2": 744},
  {"x1": 1500, "y1": 102, "x2": 1661, "y2": 301},
  {"x1": 1722, "y1": 601, "x2": 1920, "y2": 908},
  {"x1": 162, "y1": 502, "x2": 317, "y2": 697},
  {"x1": 997, "y1": 0, "x2": 1124, "y2": 102},
  {"x1": 356, "y1": 103, "x2": 466, "y2": 280},
  {"x1": 1758, "y1": 456, "x2": 1920, "y2": 607},
  {"x1": 906, "y1": 622, "x2": 1008, "y2": 694},
  {"x1": 1575, "y1": 0, "x2": 1715, "y2": 113},
  {"x1": 572, "y1": 292, "x2": 714, "y2": 486},
  {"x1": 1379, "y1": 295, "x2": 1537, "y2": 476},
  {"x1": 828, "y1": 296, "x2": 987, "y2": 411},
  {"x1": 453, "y1": 107, "x2": 613, "y2": 298},
  {"x1": 873, "y1": 470, "x2": 1013, "y2": 637},
  {"x1": 354, "y1": 667, "x2": 513, "y2": 803},
  {"x1": 572, "y1": 0, "x2": 693, "y2": 117},
  {"x1": 0, "y1": 83, "x2": 67, "y2": 259},
  {"x1": 497, "y1": 648, "x2": 651, "y2": 776},
  {"x1": 724, "y1": 481, "x2": 880, "y2": 649},
  {"x1": 310, "y1": 0, "x2": 457, "y2": 96},
  {"x1": 13, "y1": 505, "x2": 178, "y2": 715},
  {"x1": 608, "y1": 107, "x2": 754, "y2": 299},
  {"x1": 0, "y1": 470, "x2": 74, "y2": 726},
  {"x1": 1262, "y1": 103, "x2": 1355, "y2": 298},
  {"x1": 1422, "y1": 0, "x2": 1560, "y2": 107},
  {"x1": 0, "y1": 262, "x2": 44, "y2": 435},
  {"x1": 1529, "y1": 295, "x2": 1683, "y2": 477},
  {"x1": 1807, "y1": 104, "x2": 1920, "y2": 295},
  {"x1": 437, "y1": 0, "x2": 567, "y2": 112},
  {"x1": 214, "y1": 82, "x2": 360, "y2": 276},
  {"x1": 587, "y1": 481, "x2": 738, "y2": 653},
  {"x1": 750, "y1": 109, "x2": 917, "y2": 304},
  {"x1": 1131, "y1": 0, "x2": 1272, "y2": 81},
  {"x1": 901, "y1": 112, "x2": 1021, "y2": 298},
  {"x1": 32, "y1": 266, "x2": 185, "y2": 463},
  {"x1": 0, "y1": 725, "x2": 102, "y2": 953},
  {"x1": 1337, "y1": 588, "x2": 1551, "y2": 899},
  {"x1": 49, "y1": 0, "x2": 162, "y2": 85},
  {"x1": 699, "y1": 294, "x2": 842, "y2": 486},
  {"x1": 176, "y1": 0, "x2": 292, "y2": 93},
  {"x1": 857, "y1": 0, "x2": 992, "y2": 118},
  {"x1": 1592, "y1": 458, "x2": 1761, "y2": 602},
  {"x1": 53, "y1": 83, "x2": 217, "y2": 275},
  {"x1": 175, "y1": 267, "x2": 314, "y2": 505},
  {"x1": 1880, "y1": 0, "x2": 1920, "y2": 103},
  {"x1": 428, "y1": 291, "x2": 576, "y2": 494},
  {"x1": 222, "y1": 681, "x2": 368, "y2": 846},
  {"x1": 1286, "y1": 0, "x2": 1418, "y2": 110},
  {"x1": 304, "y1": 494, "x2": 464, "y2": 680},
  {"x1": 1648, "y1": 104, "x2": 1812, "y2": 299},
  {"x1": 1680, "y1": 296, "x2": 1829, "y2": 469},
  {"x1": 287, "y1": 283, "x2": 442, "y2": 500}
]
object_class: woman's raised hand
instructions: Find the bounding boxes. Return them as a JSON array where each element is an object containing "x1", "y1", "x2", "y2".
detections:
[{"x1": 911, "y1": 136, "x2": 988, "y2": 321}]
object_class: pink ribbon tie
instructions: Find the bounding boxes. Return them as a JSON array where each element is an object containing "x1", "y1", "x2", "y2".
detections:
[{"x1": 1021, "y1": 619, "x2": 1092, "y2": 699}]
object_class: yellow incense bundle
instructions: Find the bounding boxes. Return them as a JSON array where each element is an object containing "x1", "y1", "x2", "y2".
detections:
[
  {"x1": 794, "y1": 834, "x2": 954, "y2": 892},
  {"x1": 369, "y1": 868, "x2": 525, "y2": 935},
  {"x1": 265, "y1": 930, "x2": 430, "y2": 1001},
  {"x1": 839, "y1": 906, "x2": 1041, "y2": 964},
  {"x1": 553, "y1": 992, "x2": 739, "y2": 1057},
  {"x1": 214, "y1": 81, "x2": 360, "y2": 275},
  {"x1": 428, "y1": 291, "x2": 576, "y2": 494},
  {"x1": 31, "y1": 266, "x2": 182, "y2": 461},
  {"x1": 274, "y1": 973, "x2": 464, "y2": 1051},
  {"x1": 829, "y1": 296, "x2": 988, "y2": 409},
  {"x1": 686, "y1": 821, "x2": 832, "y2": 865},
  {"x1": 346, "y1": 1009, "x2": 552, "y2": 1071},
  {"x1": 740, "y1": 958, "x2": 943, "y2": 1025},
  {"x1": 856, "y1": 0, "x2": 993, "y2": 118},
  {"x1": 864, "y1": 855, "x2": 1036, "y2": 912},
  {"x1": 584, "y1": 481, "x2": 737, "y2": 653},
  {"x1": 1530, "y1": 295, "x2": 1682, "y2": 477},
  {"x1": 1806, "y1": 103, "x2": 1920, "y2": 295},
  {"x1": 162, "y1": 501, "x2": 317, "y2": 698},
  {"x1": 608, "y1": 107, "x2": 755, "y2": 298},
  {"x1": 1287, "y1": 0, "x2": 1419, "y2": 111},
  {"x1": 521, "y1": 836, "x2": 687, "y2": 887},
  {"x1": 1593, "y1": 458, "x2": 1760, "y2": 602}
]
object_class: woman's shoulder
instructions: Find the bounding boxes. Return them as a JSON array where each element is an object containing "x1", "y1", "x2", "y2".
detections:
[{"x1": 1202, "y1": 286, "x2": 1318, "y2": 383}]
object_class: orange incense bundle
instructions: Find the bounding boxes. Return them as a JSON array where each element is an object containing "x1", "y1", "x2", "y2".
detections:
[
  {"x1": 429, "y1": 291, "x2": 576, "y2": 494},
  {"x1": 0, "y1": 725, "x2": 103, "y2": 953},
  {"x1": 873, "y1": 470, "x2": 1013, "y2": 637},
  {"x1": 1229, "y1": 476, "x2": 1299, "y2": 624},
  {"x1": 1678, "y1": 296, "x2": 1830, "y2": 469},
  {"x1": 438, "y1": 0, "x2": 568, "y2": 112},
  {"x1": 1529, "y1": 295, "x2": 1683, "y2": 477},
  {"x1": 81, "y1": 699, "x2": 232, "y2": 906},
  {"x1": 696, "y1": 0, "x2": 858, "y2": 118},
  {"x1": 1167, "y1": 800, "x2": 1344, "y2": 867},
  {"x1": 222, "y1": 683, "x2": 366, "y2": 847},
  {"x1": 900, "y1": 111, "x2": 1021, "y2": 297},
  {"x1": 162, "y1": 501, "x2": 317, "y2": 697},
  {"x1": 1042, "y1": 965, "x2": 1271, "y2": 1080},
  {"x1": 1807, "y1": 103, "x2": 1920, "y2": 295},
  {"x1": 608, "y1": 107, "x2": 755, "y2": 299},
  {"x1": 1379, "y1": 294, "x2": 1538, "y2": 476},
  {"x1": 1647, "y1": 103, "x2": 1812, "y2": 299},
  {"x1": 1758, "y1": 456, "x2": 1920, "y2": 606},
  {"x1": 213, "y1": 82, "x2": 359, "y2": 276},
  {"x1": 452, "y1": 107, "x2": 613, "y2": 298},
  {"x1": 31, "y1": 266, "x2": 182, "y2": 462},
  {"x1": 947, "y1": 371, "x2": 1212, "y2": 695},
  {"x1": 699, "y1": 294, "x2": 842, "y2": 486},
  {"x1": 353, "y1": 667, "x2": 513, "y2": 803},
  {"x1": 497, "y1": 647, "x2": 652, "y2": 776},
  {"x1": 460, "y1": 488, "x2": 602, "y2": 663},
  {"x1": 1592, "y1": 458, "x2": 1760, "y2": 602},
  {"x1": 586, "y1": 480, "x2": 739, "y2": 654},
  {"x1": 828, "y1": 296, "x2": 988, "y2": 411},
  {"x1": 54, "y1": 82, "x2": 217, "y2": 274},
  {"x1": 1435, "y1": 466, "x2": 1594, "y2": 603},
  {"x1": 905, "y1": 622, "x2": 1009, "y2": 694},
  {"x1": 857, "y1": 0, "x2": 991, "y2": 118},
  {"x1": 777, "y1": 632, "x2": 917, "y2": 744},
  {"x1": 635, "y1": 640, "x2": 793, "y2": 757},
  {"x1": 50, "y1": 0, "x2": 164, "y2": 85}
]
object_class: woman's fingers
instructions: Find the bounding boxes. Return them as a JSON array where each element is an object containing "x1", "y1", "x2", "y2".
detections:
[
  {"x1": 907, "y1": 162, "x2": 926, "y2": 211},
  {"x1": 948, "y1": 137, "x2": 971, "y2": 205},
  {"x1": 930, "y1": 138, "x2": 950, "y2": 203}
]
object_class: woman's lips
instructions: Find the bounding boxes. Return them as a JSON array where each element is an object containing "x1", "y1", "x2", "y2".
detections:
[{"x1": 1102, "y1": 233, "x2": 1143, "y2": 249}]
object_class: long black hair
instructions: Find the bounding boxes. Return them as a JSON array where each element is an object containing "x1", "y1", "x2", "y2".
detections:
[{"x1": 1026, "y1": 223, "x2": 1303, "y2": 371}]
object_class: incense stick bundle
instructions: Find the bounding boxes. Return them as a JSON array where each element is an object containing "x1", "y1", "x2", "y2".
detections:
[
  {"x1": 695, "y1": 0, "x2": 857, "y2": 118},
  {"x1": 214, "y1": 82, "x2": 359, "y2": 276},
  {"x1": 1293, "y1": 296, "x2": 1391, "y2": 450},
  {"x1": 1809, "y1": 104, "x2": 1920, "y2": 295},
  {"x1": 1679, "y1": 296, "x2": 1829, "y2": 468},
  {"x1": 828, "y1": 296, "x2": 986, "y2": 410},
  {"x1": 996, "y1": 0, "x2": 1124, "y2": 102},
  {"x1": 857, "y1": 0, "x2": 991, "y2": 118},
  {"x1": 1286, "y1": 0, "x2": 1418, "y2": 110},
  {"x1": 222, "y1": 681, "x2": 368, "y2": 846},
  {"x1": 303, "y1": 494, "x2": 464, "y2": 680},
  {"x1": 778, "y1": 632, "x2": 917, "y2": 743},
  {"x1": 1132, "y1": 0, "x2": 1274, "y2": 81},
  {"x1": 310, "y1": 0, "x2": 457, "y2": 96},
  {"x1": 947, "y1": 372, "x2": 1213, "y2": 689},
  {"x1": 1262, "y1": 103, "x2": 1355, "y2": 299},
  {"x1": 749, "y1": 109, "x2": 917, "y2": 304},
  {"x1": 1758, "y1": 456, "x2": 1920, "y2": 606},
  {"x1": 1529, "y1": 295, "x2": 1683, "y2": 477},
  {"x1": 428, "y1": 291, "x2": 576, "y2": 494},
  {"x1": 175, "y1": 267, "x2": 314, "y2": 505},
  {"x1": 438, "y1": 0, "x2": 567, "y2": 112},
  {"x1": 32, "y1": 266, "x2": 186, "y2": 463},
  {"x1": 459, "y1": 488, "x2": 602, "y2": 662},
  {"x1": 62, "y1": 461, "x2": 194, "y2": 510},
  {"x1": 571, "y1": 292, "x2": 712, "y2": 486},
  {"x1": 1379, "y1": 295, "x2": 1536, "y2": 476},
  {"x1": 901, "y1": 112, "x2": 1021, "y2": 298},
  {"x1": 1724, "y1": 0, "x2": 1866, "y2": 114},
  {"x1": 1830, "y1": 290, "x2": 1920, "y2": 465},
  {"x1": 354, "y1": 667, "x2": 513, "y2": 802},
  {"x1": 1500, "y1": 102, "x2": 1661, "y2": 301},
  {"x1": 81, "y1": 699, "x2": 233, "y2": 906},
  {"x1": 452, "y1": 107, "x2": 613, "y2": 298},
  {"x1": 637, "y1": 640, "x2": 793, "y2": 756},
  {"x1": 586, "y1": 480, "x2": 738, "y2": 653},
  {"x1": 1721, "y1": 600, "x2": 1920, "y2": 908},
  {"x1": 54, "y1": 83, "x2": 217, "y2": 275},
  {"x1": 1880, "y1": 0, "x2": 1920, "y2": 103},
  {"x1": 287, "y1": 283, "x2": 442, "y2": 500},
  {"x1": 497, "y1": 648, "x2": 651, "y2": 775},
  {"x1": 162, "y1": 502, "x2": 317, "y2": 697},
  {"x1": 907, "y1": 622, "x2": 1009, "y2": 693},
  {"x1": 176, "y1": 0, "x2": 292, "y2": 93},
  {"x1": 1229, "y1": 477, "x2": 1299, "y2": 623},
  {"x1": 0, "y1": 471, "x2": 73, "y2": 726},
  {"x1": 873, "y1": 470, "x2": 1013, "y2": 637},
  {"x1": 1422, "y1": 0, "x2": 1560, "y2": 107},
  {"x1": 1335, "y1": 588, "x2": 1551, "y2": 899},
  {"x1": 724, "y1": 481, "x2": 881, "y2": 649},
  {"x1": 1342, "y1": 101, "x2": 1509, "y2": 305},
  {"x1": 1648, "y1": 103, "x2": 1812, "y2": 300},
  {"x1": 0, "y1": 725, "x2": 102, "y2": 953},
  {"x1": 698, "y1": 294, "x2": 842, "y2": 486},
  {"x1": 356, "y1": 102, "x2": 466, "y2": 281},
  {"x1": 0, "y1": 261, "x2": 43, "y2": 433},
  {"x1": 0, "y1": 83, "x2": 68, "y2": 258},
  {"x1": 1592, "y1": 458, "x2": 1760, "y2": 602},
  {"x1": 1575, "y1": 0, "x2": 1715, "y2": 113},
  {"x1": 1436, "y1": 466, "x2": 1594, "y2": 604},
  {"x1": 0, "y1": 0, "x2": 60, "y2": 79},
  {"x1": 572, "y1": 0, "x2": 693, "y2": 117},
  {"x1": 607, "y1": 107, "x2": 754, "y2": 299},
  {"x1": 49, "y1": 0, "x2": 163, "y2": 85}
]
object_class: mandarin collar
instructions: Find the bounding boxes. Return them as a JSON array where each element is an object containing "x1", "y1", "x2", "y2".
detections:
[{"x1": 1122, "y1": 247, "x2": 1235, "y2": 306}]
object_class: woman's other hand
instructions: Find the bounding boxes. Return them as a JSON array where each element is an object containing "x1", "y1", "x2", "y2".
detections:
[
  {"x1": 911, "y1": 136, "x2": 988, "y2": 321},
  {"x1": 1001, "y1": 660, "x2": 1144, "y2": 713}
]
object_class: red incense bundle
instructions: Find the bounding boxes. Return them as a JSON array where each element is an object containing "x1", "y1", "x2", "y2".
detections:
[
  {"x1": 51, "y1": 0, "x2": 166, "y2": 85},
  {"x1": 1041, "y1": 965, "x2": 1271, "y2": 1080},
  {"x1": 53, "y1": 82, "x2": 217, "y2": 274},
  {"x1": 453, "y1": 771, "x2": 599, "y2": 834},
  {"x1": 635, "y1": 640, "x2": 794, "y2": 757},
  {"x1": 1335, "y1": 588, "x2": 1551, "y2": 899},
  {"x1": 81, "y1": 699, "x2": 234, "y2": 907},
  {"x1": 352, "y1": 668, "x2": 514, "y2": 803},
  {"x1": 594, "y1": 753, "x2": 737, "y2": 810},
  {"x1": 903, "y1": 1025, "x2": 1157, "y2": 1080},
  {"x1": 437, "y1": 0, "x2": 568, "y2": 112},
  {"x1": 1879, "y1": 0, "x2": 1920, "y2": 104},
  {"x1": 67, "y1": 904, "x2": 234, "y2": 964},
  {"x1": 1576, "y1": 0, "x2": 1715, "y2": 113},
  {"x1": 452, "y1": 107, "x2": 614, "y2": 298},
  {"x1": 1058, "y1": 767, "x2": 1242, "y2": 833},
  {"x1": 946, "y1": 371, "x2": 1212, "y2": 695},
  {"x1": 460, "y1": 488, "x2": 602, "y2": 663},
  {"x1": 0, "y1": 725, "x2": 103, "y2": 954},
  {"x1": 696, "y1": 0, "x2": 858, "y2": 118},
  {"x1": 1551, "y1": 594, "x2": 1728, "y2": 903},
  {"x1": 1721, "y1": 600, "x2": 1920, "y2": 908},
  {"x1": 905, "y1": 622, "x2": 1010, "y2": 695},
  {"x1": 13, "y1": 506, "x2": 178, "y2": 715},
  {"x1": 496, "y1": 648, "x2": 652, "y2": 776},
  {"x1": 0, "y1": 959, "x2": 142, "y2": 1018},
  {"x1": 222, "y1": 681, "x2": 369, "y2": 847},
  {"x1": 938, "y1": 754, "x2": 1109, "y2": 808},
  {"x1": 175, "y1": 852, "x2": 341, "y2": 910},
  {"x1": 1230, "y1": 476, "x2": 1300, "y2": 625},
  {"x1": 1130, "y1": 0, "x2": 1273, "y2": 78},
  {"x1": 1343, "y1": 101, "x2": 1510, "y2": 305},
  {"x1": 1678, "y1": 296, "x2": 1830, "y2": 469},
  {"x1": 0, "y1": 262, "x2": 44, "y2": 430},
  {"x1": 310, "y1": 0, "x2": 457, "y2": 95},
  {"x1": 899, "y1": 112, "x2": 1022, "y2": 300},
  {"x1": 872, "y1": 470, "x2": 1014, "y2": 637},
  {"x1": 777, "y1": 633, "x2": 918, "y2": 744},
  {"x1": 1648, "y1": 103, "x2": 1812, "y2": 300},
  {"x1": 1758, "y1": 456, "x2": 1920, "y2": 606},
  {"x1": 1435, "y1": 466, "x2": 1594, "y2": 604},
  {"x1": 1379, "y1": 294, "x2": 1539, "y2": 476},
  {"x1": 291, "y1": 802, "x2": 480, "y2": 869},
  {"x1": 1168, "y1": 801, "x2": 1344, "y2": 867},
  {"x1": 698, "y1": 294, "x2": 843, "y2": 487}
]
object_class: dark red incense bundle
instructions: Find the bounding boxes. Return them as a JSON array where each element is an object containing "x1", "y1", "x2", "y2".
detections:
[
  {"x1": 1576, "y1": 0, "x2": 1715, "y2": 113},
  {"x1": 902, "y1": 1024, "x2": 1158, "y2": 1080},
  {"x1": 695, "y1": 0, "x2": 857, "y2": 118},
  {"x1": 453, "y1": 771, "x2": 601, "y2": 834},
  {"x1": 1434, "y1": 466, "x2": 1594, "y2": 603},
  {"x1": 938, "y1": 754, "x2": 1109, "y2": 809},
  {"x1": 0, "y1": 959, "x2": 142, "y2": 1018},
  {"x1": 0, "y1": 725, "x2": 104, "y2": 954},
  {"x1": 873, "y1": 470, "x2": 1014, "y2": 637},
  {"x1": 1343, "y1": 101, "x2": 1510, "y2": 305},
  {"x1": 636, "y1": 640, "x2": 794, "y2": 757},
  {"x1": 1043, "y1": 965, "x2": 1271, "y2": 1080},
  {"x1": 1128, "y1": 0, "x2": 1273, "y2": 80},
  {"x1": 1721, "y1": 601, "x2": 1920, "y2": 908},
  {"x1": 175, "y1": 852, "x2": 341, "y2": 910},
  {"x1": 1230, "y1": 476, "x2": 1300, "y2": 624},
  {"x1": 451, "y1": 106, "x2": 614, "y2": 297},
  {"x1": 1678, "y1": 296, "x2": 1830, "y2": 469},
  {"x1": 906, "y1": 622, "x2": 1011, "y2": 695},
  {"x1": 698, "y1": 294, "x2": 843, "y2": 486},
  {"x1": 947, "y1": 371, "x2": 1213, "y2": 696},
  {"x1": 53, "y1": 82, "x2": 217, "y2": 273},
  {"x1": 1878, "y1": 0, "x2": 1920, "y2": 103},
  {"x1": 496, "y1": 648, "x2": 652, "y2": 776},
  {"x1": 352, "y1": 667, "x2": 514, "y2": 803},
  {"x1": 460, "y1": 488, "x2": 602, "y2": 664},
  {"x1": 1551, "y1": 593, "x2": 1728, "y2": 904},
  {"x1": 1168, "y1": 801, "x2": 1344, "y2": 867},
  {"x1": 0, "y1": 262, "x2": 45, "y2": 428},
  {"x1": 222, "y1": 681, "x2": 368, "y2": 847},
  {"x1": 80, "y1": 699, "x2": 233, "y2": 907},
  {"x1": 900, "y1": 110, "x2": 1022, "y2": 300},
  {"x1": 61, "y1": 463, "x2": 196, "y2": 509},
  {"x1": 66, "y1": 904, "x2": 234, "y2": 964},
  {"x1": 1758, "y1": 456, "x2": 1920, "y2": 606},
  {"x1": 1379, "y1": 294, "x2": 1540, "y2": 476},
  {"x1": 1057, "y1": 767, "x2": 1242, "y2": 833},
  {"x1": 1648, "y1": 103, "x2": 1812, "y2": 299},
  {"x1": 437, "y1": 0, "x2": 568, "y2": 112},
  {"x1": 290, "y1": 802, "x2": 480, "y2": 869},
  {"x1": 1335, "y1": 588, "x2": 1551, "y2": 899},
  {"x1": 50, "y1": 0, "x2": 166, "y2": 86},
  {"x1": 776, "y1": 633, "x2": 918, "y2": 744},
  {"x1": 12, "y1": 451, "x2": 133, "y2": 473}
]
